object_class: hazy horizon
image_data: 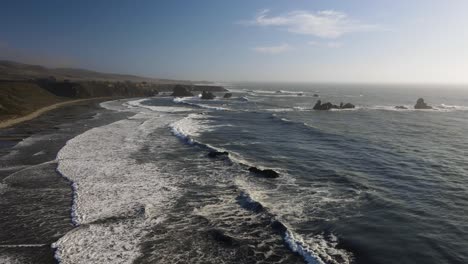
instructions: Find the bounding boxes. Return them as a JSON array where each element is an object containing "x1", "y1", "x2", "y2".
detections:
[{"x1": 2, "y1": 1, "x2": 468, "y2": 84}]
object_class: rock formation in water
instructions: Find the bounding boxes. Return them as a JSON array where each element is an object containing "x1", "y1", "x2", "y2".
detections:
[
  {"x1": 414, "y1": 98, "x2": 432, "y2": 109},
  {"x1": 313, "y1": 100, "x2": 355, "y2": 111},
  {"x1": 201, "y1": 91, "x2": 215, "y2": 99},
  {"x1": 171, "y1": 85, "x2": 194, "y2": 97},
  {"x1": 223, "y1": 93, "x2": 232, "y2": 99},
  {"x1": 207, "y1": 151, "x2": 229, "y2": 158},
  {"x1": 313, "y1": 100, "x2": 336, "y2": 110},
  {"x1": 248, "y1": 167, "x2": 279, "y2": 178}
]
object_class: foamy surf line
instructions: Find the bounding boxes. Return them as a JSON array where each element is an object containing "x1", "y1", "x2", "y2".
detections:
[
  {"x1": 0, "y1": 244, "x2": 48, "y2": 248},
  {"x1": 52, "y1": 97, "x2": 352, "y2": 264},
  {"x1": 52, "y1": 99, "x2": 184, "y2": 264},
  {"x1": 168, "y1": 109, "x2": 352, "y2": 264},
  {"x1": 173, "y1": 97, "x2": 231, "y2": 111},
  {"x1": 237, "y1": 192, "x2": 352, "y2": 264},
  {"x1": 168, "y1": 113, "x2": 258, "y2": 167}
]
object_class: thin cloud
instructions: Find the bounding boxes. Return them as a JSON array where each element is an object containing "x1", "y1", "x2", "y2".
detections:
[
  {"x1": 309, "y1": 41, "x2": 343, "y2": 48},
  {"x1": 244, "y1": 9, "x2": 380, "y2": 39},
  {"x1": 252, "y1": 43, "x2": 291, "y2": 54}
]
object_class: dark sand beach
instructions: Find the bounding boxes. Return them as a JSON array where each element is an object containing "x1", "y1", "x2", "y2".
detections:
[{"x1": 0, "y1": 99, "x2": 129, "y2": 263}]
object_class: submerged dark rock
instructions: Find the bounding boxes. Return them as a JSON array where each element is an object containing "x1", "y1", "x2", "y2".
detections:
[
  {"x1": 313, "y1": 94, "x2": 319, "y2": 97},
  {"x1": 248, "y1": 167, "x2": 279, "y2": 178},
  {"x1": 414, "y1": 98, "x2": 432, "y2": 109},
  {"x1": 207, "y1": 151, "x2": 229, "y2": 158},
  {"x1": 201, "y1": 91, "x2": 215, "y2": 100},
  {"x1": 171, "y1": 85, "x2": 193, "y2": 97},
  {"x1": 223, "y1": 93, "x2": 232, "y2": 98},
  {"x1": 270, "y1": 220, "x2": 287, "y2": 233},
  {"x1": 395, "y1": 106, "x2": 408, "y2": 109},
  {"x1": 208, "y1": 229, "x2": 239, "y2": 247},
  {"x1": 236, "y1": 193, "x2": 264, "y2": 213}
]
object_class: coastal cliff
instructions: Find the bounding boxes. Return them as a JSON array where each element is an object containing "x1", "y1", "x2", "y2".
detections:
[{"x1": 0, "y1": 61, "x2": 226, "y2": 122}]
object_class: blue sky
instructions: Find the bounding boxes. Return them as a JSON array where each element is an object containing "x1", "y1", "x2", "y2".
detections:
[{"x1": 1, "y1": 0, "x2": 468, "y2": 83}]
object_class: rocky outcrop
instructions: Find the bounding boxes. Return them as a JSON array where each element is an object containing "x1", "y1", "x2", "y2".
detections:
[
  {"x1": 223, "y1": 93, "x2": 232, "y2": 99},
  {"x1": 201, "y1": 91, "x2": 215, "y2": 99},
  {"x1": 340, "y1": 102, "x2": 355, "y2": 109},
  {"x1": 207, "y1": 151, "x2": 229, "y2": 158},
  {"x1": 313, "y1": 100, "x2": 355, "y2": 111},
  {"x1": 248, "y1": 167, "x2": 279, "y2": 178},
  {"x1": 414, "y1": 98, "x2": 432, "y2": 109},
  {"x1": 313, "y1": 100, "x2": 339, "y2": 110},
  {"x1": 171, "y1": 85, "x2": 194, "y2": 97}
]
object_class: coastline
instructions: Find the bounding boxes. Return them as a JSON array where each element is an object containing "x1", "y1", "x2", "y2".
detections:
[
  {"x1": 0, "y1": 97, "x2": 118, "y2": 129},
  {"x1": 0, "y1": 98, "x2": 131, "y2": 263}
]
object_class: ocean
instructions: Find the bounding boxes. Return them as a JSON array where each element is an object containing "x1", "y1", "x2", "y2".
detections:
[{"x1": 3, "y1": 83, "x2": 468, "y2": 264}]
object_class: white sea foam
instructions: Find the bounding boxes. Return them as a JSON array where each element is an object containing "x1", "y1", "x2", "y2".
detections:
[
  {"x1": 54, "y1": 108, "x2": 183, "y2": 263},
  {"x1": 0, "y1": 182, "x2": 8, "y2": 195},
  {"x1": 438, "y1": 104, "x2": 468, "y2": 111},
  {"x1": 264, "y1": 108, "x2": 295, "y2": 113},
  {"x1": 237, "y1": 96, "x2": 250, "y2": 102},
  {"x1": 127, "y1": 98, "x2": 193, "y2": 112},
  {"x1": 359, "y1": 104, "x2": 468, "y2": 112},
  {"x1": 284, "y1": 230, "x2": 353, "y2": 264},
  {"x1": 0, "y1": 244, "x2": 47, "y2": 248},
  {"x1": 169, "y1": 113, "x2": 211, "y2": 143},
  {"x1": 234, "y1": 175, "x2": 357, "y2": 264},
  {"x1": 57, "y1": 117, "x2": 178, "y2": 225},
  {"x1": 100, "y1": 99, "x2": 129, "y2": 112},
  {"x1": 173, "y1": 97, "x2": 230, "y2": 111},
  {"x1": 0, "y1": 255, "x2": 28, "y2": 264},
  {"x1": 33, "y1": 150, "x2": 46, "y2": 156}
]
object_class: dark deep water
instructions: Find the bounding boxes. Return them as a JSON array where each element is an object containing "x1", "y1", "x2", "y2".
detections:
[{"x1": 152, "y1": 83, "x2": 468, "y2": 264}]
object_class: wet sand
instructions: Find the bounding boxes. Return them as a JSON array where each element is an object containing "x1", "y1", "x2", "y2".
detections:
[{"x1": 0, "y1": 99, "x2": 130, "y2": 263}]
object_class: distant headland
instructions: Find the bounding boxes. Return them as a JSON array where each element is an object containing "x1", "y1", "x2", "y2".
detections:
[{"x1": 0, "y1": 60, "x2": 226, "y2": 126}]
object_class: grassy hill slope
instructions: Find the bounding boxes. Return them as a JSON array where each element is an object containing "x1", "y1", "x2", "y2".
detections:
[{"x1": 0, "y1": 82, "x2": 65, "y2": 121}]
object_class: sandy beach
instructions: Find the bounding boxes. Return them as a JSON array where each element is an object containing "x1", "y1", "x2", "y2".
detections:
[
  {"x1": 0, "y1": 98, "x2": 130, "y2": 263},
  {"x1": 0, "y1": 97, "x2": 117, "y2": 129}
]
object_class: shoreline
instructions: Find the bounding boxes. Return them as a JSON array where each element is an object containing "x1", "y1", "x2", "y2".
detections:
[
  {"x1": 0, "y1": 97, "x2": 118, "y2": 129},
  {"x1": 0, "y1": 98, "x2": 132, "y2": 263}
]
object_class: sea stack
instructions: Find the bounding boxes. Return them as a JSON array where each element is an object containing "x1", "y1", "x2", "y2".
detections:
[
  {"x1": 248, "y1": 167, "x2": 279, "y2": 178},
  {"x1": 201, "y1": 91, "x2": 215, "y2": 100},
  {"x1": 313, "y1": 100, "x2": 354, "y2": 111},
  {"x1": 414, "y1": 98, "x2": 432, "y2": 109},
  {"x1": 171, "y1": 85, "x2": 193, "y2": 97},
  {"x1": 223, "y1": 93, "x2": 232, "y2": 99}
]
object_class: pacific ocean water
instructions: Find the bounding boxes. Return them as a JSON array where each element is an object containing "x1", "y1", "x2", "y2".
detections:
[
  {"x1": 6, "y1": 83, "x2": 467, "y2": 264},
  {"x1": 149, "y1": 83, "x2": 468, "y2": 264}
]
